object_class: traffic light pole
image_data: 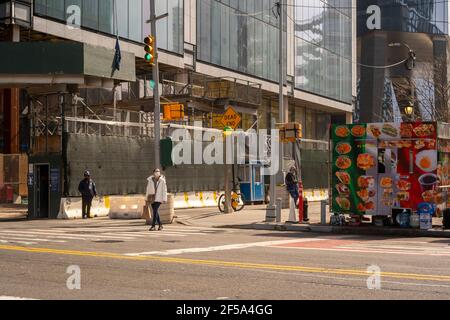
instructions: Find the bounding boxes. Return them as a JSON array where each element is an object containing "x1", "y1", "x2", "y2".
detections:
[
  {"x1": 266, "y1": 0, "x2": 285, "y2": 222},
  {"x1": 278, "y1": 0, "x2": 285, "y2": 221},
  {"x1": 148, "y1": 0, "x2": 167, "y2": 170}
]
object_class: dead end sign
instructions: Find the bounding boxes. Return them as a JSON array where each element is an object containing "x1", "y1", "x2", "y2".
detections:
[{"x1": 221, "y1": 107, "x2": 242, "y2": 129}]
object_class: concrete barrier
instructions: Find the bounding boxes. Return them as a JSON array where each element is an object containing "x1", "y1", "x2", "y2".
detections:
[
  {"x1": 108, "y1": 195, "x2": 146, "y2": 220},
  {"x1": 304, "y1": 189, "x2": 328, "y2": 202},
  {"x1": 58, "y1": 196, "x2": 110, "y2": 219},
  {"x1": 172, "y1": 191, "x2": 220, "y2": 209},
  {"x1": 109, "y1": 194, "x2": 175, "y2": 224}
]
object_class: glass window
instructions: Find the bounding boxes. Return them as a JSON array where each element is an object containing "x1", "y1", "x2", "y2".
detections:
[
  {"x1": 294, "y1": 0, "x2": 352, "y2": 103},
  {"x1": 358, "y1": 0, "x2": 449, "y2": 35},
  {"x1": 116, "y1": 0, "x2": 128, "y2": 38},
  {"x1": 197, "y1": 0, "x2": 280, "y2": 82},
  {"x1": 99, "y1": 1, "x2": 114, "y2": 34},
  {"x1": 82, "y1": 0, "x2": 98, "y2": 30},
  {"x1": 128, "y1": 0, "x2": 142, "y2": 42},
  {"x1": 33, "y1": 0, "x2": 184, "y2": 54},
  {"x1": 47, "y1": 0, "x2": 65, "y2": 19}
]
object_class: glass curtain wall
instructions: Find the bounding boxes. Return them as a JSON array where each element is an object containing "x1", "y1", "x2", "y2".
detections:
[
  {"x1": 34, "y1": 0, "x2": 184, "y2": 54},
  {"x1": 294, "y1": 0, "x2": 352, "y2": 103},
  {"x1": 197, "y1": 0, "x2": 280, "y2": 82},
  {"x1": 358, "y1": 0, "x2": 449, "y2": 35}
]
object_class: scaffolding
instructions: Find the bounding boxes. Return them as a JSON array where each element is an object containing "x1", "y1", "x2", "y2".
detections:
[{"x1": 161, "y1": 71, "x2": 262, "y2": 108}]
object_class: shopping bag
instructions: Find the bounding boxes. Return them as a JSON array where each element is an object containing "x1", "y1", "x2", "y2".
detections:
[
  {"x1": 147, "y1": 194, "x2": 155, "y2": 204},
  {"x1": 142, "y1": 203, "x2": 153, "y2": 225}
]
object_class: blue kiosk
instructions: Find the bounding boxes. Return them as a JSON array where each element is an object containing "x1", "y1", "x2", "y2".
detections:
[{"x1": 238, "y1": 162, "x2": 265, "y2": 204}]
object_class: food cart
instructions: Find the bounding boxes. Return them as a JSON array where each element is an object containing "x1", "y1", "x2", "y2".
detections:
[{"x1": 330, "y1": 122, "x2": 450, "y2": 226}]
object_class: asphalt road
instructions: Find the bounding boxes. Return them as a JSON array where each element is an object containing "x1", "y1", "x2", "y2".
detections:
[{"x1": 0, "y1": 218, "x2": 449, "y2": 300}]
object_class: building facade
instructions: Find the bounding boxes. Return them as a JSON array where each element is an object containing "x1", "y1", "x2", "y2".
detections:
[
  {"x1": 357, "y1": 0, "x2": 450, "y2": 123},
  {"x1": 0, "y1": 0, "x2": 356, "y2": 215}
]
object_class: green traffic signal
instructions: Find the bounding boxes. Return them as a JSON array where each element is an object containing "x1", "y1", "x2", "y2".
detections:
[{"x1": 144, "y1": 35, "x2": 155, "y2": 65}]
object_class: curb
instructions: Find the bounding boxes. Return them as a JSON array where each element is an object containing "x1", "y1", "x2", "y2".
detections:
[{"x1": 220, "y1": 223, "x2": 450, "y2": 238}]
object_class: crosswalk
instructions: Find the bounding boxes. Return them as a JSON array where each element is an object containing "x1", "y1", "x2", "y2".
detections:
[{"x1": 0, "y1": 220, "x2": 230, "y2": 246}]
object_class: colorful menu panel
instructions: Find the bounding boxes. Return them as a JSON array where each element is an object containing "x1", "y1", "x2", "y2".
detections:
[
  {"x1": 332, "y1": 124, "x2": 377, "y2": 215},
  {"x1": 331, "y1": 122, "x2": 440, "y2": 216}
]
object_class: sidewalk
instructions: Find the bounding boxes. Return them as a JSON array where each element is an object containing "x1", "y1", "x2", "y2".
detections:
[
  {"x1": 175, "y1": 202, "x2": 450, "y2": 238},
  {"x1": 0, "y1": 204, "x2": 28, "y2": 221}
]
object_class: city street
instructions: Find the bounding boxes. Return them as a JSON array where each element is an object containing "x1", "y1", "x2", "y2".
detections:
[{"x1": 0, "y1": 217, "x2": 449, "y2": 300}]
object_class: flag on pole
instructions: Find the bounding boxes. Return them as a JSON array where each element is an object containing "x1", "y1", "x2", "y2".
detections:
[{"x1": 113, "y1": 37, "x2": 122, "y2": 72}]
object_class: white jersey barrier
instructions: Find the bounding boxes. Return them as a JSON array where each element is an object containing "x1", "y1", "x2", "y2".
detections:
[
  {"x1": 172, "y1": 192, "x2": 220, "y2": 209},
  {"x1": 58, "y1": 196, "x2": 110, "y2": 219},
  {"x1": 303, "y1": 189, "x2": 329, "y2": 202},
  {"x1": 58, "y1": 189, "x2": 328, "y2": 220},
  {"x1": 108, "y1": 194, "x2": 175, "y2": 223}
]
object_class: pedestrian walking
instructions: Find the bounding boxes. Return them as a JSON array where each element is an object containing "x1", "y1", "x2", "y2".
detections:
[
  {"x1": 78, "y1": 171, "x2": 97, "y2": 219},
  {"x1": 146, "y1": 168, "x2": 168, "y2": 231},
  {"x1": 285, "y1": 166, "x2": 299, "y2": 209}
]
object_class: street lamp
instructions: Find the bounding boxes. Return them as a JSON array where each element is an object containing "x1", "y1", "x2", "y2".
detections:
[
  {"x1": 404, "y1": 102, "x2": 415, "y2": 121},
  {"x1": 388, "y1": 42, "x2": 416, "y2": 70}
]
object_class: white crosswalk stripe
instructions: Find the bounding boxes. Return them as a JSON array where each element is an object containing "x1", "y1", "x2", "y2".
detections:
[
  {"x1": 0, "y1": 223, "x2": 229, "y2": 246},
  {"x1": 0, "y1": 296, "x2": 38, "y2": 300}
]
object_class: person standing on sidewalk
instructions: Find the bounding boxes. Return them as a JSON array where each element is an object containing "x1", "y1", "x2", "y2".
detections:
[
  {"x1": 78, "y1": 171, "x2": 97, "y2": 219},
  {"x1": 146, "y1": 168, "x2": 168, "y2": 231},
  {"x1": 285, "y1": 166, "x2": 299, "y2": 209}
]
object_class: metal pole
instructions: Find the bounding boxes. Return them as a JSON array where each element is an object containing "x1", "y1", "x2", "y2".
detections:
[
  {"x1": 224, "y1": 134, "x2": 233, "y2": 214},
  {"x1": 276, "y1": 0, "x2": 286, "y2": 219},
  {"x1": 321, "y1": 200, "x2": 327, "y2": 225},
  {"x1": 266, "y1": 1, "x2": 285, "y2": 222},
  {"x1": 279, "y1": 0, "x2": 285, "y2": 125},
  {"x1": 266, "y1": 117, "x2": 277, "y2": 222},
  {"x1": 150, "y1": 0, "x2": 161, "y2": 169}
]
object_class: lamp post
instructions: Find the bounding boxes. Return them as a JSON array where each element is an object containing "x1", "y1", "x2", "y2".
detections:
[
  {"x1": 390, "y1": 42, "x2": 417, "y2": 122},
  {"x1": 405, "y1": 102, "x2": 415, "y2": 121},
  {"x1": 388, "y1": 42, "x2": 416, "y2": 70}
]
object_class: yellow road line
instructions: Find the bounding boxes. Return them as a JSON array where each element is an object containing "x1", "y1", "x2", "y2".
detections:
[{"x1": 1, "y1": 244, "x2": 450, "y2": 282}]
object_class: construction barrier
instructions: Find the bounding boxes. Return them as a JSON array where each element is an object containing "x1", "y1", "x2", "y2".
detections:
[
  {"x1": 57, "y1": 189, "x2": 328, "y2": 220},
  {"x1": 173, "y1": 191, "x2": 220, "y2": 209},
  {"x1": 303, "y1": 189, "x2": 329, "y2": 202},
  {"x1": 109, "y1": 194, "x2": 175, "y2": 224},
  {"x1": 58, "y1": 196, "x2": 110, "y2": 219}
]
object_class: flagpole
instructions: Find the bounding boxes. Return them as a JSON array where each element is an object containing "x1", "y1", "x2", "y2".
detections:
[{"x1": 113, "y1": 0, "x2": 118, "y2": 122}]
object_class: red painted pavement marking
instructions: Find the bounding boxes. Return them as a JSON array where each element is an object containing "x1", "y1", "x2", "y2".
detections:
[{"x1": 272, "y1": 239, "x2": 356, "y2": 249}]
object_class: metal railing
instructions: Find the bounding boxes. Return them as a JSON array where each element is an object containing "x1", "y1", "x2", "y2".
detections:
[{"x1": 161, "y1": 71, "x2": 262, "y2": 106}]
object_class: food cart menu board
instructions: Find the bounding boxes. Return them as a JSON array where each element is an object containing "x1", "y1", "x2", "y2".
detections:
[{"x1": 331, "y1": 122, "x2": 440, "y2": 216}]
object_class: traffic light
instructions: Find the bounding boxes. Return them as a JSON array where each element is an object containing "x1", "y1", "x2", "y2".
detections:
[
  {"x1": 163, "y1": 104, "x2": 185, "y2": 121},
  {"x1": 144, "y1": 35, "x2": 155, "y2": 65}
]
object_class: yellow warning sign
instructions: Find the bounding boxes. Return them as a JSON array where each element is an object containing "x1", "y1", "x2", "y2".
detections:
[{"x1": 221, "y1": 107, "x2": 242, "y2": 130}]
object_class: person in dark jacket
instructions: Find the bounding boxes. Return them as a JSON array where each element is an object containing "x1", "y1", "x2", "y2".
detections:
[
  {"x1": 78, "y1": 171, "x2": 97, "y2": 219},
  {"x1": 285, "y1": 166, "x2": 299, "y2": 208}
]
